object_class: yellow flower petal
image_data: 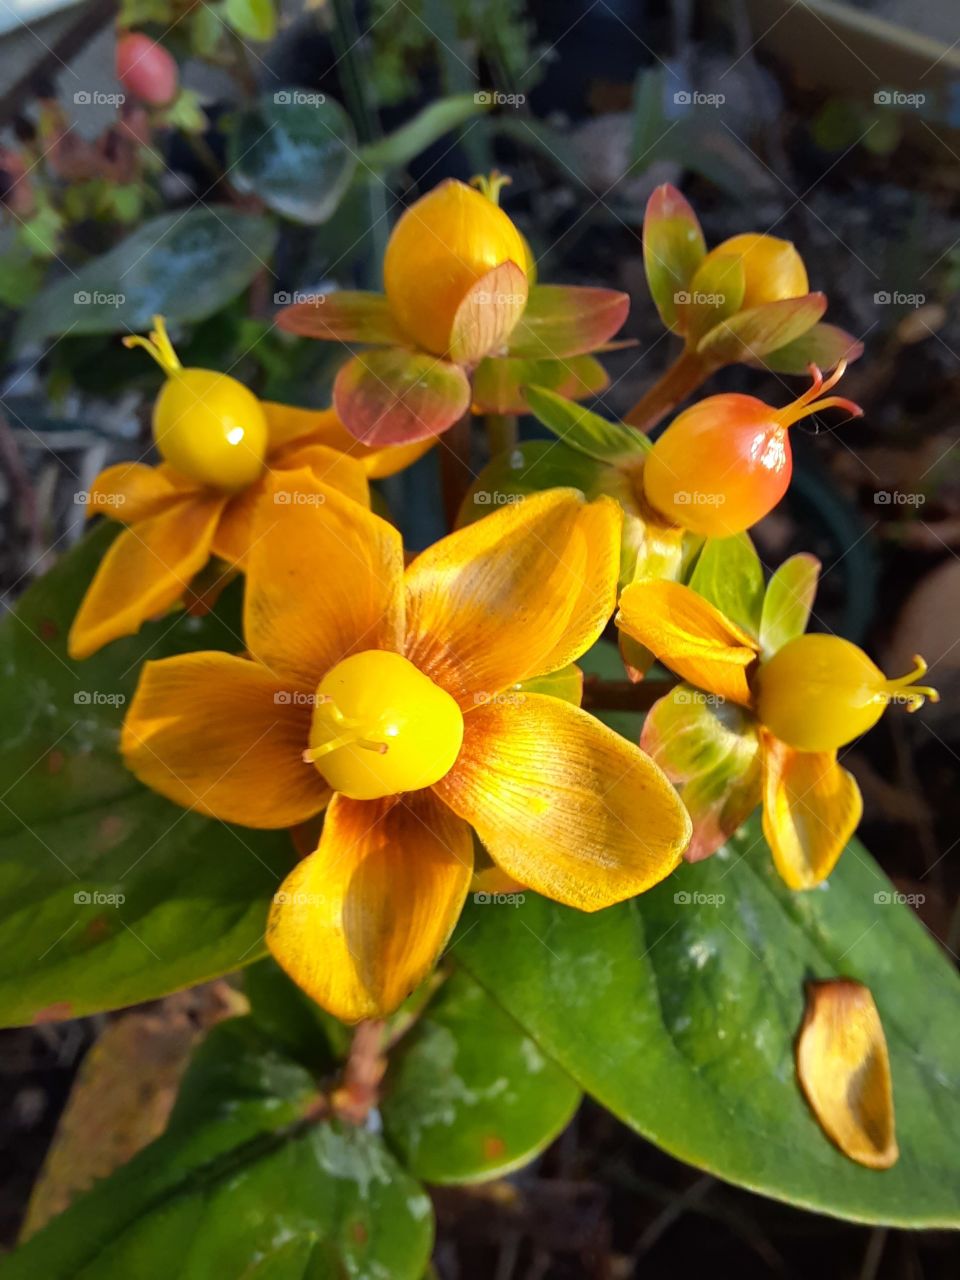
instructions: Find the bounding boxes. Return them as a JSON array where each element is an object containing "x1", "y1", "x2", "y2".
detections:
[
  {"x1": 87, "y1": 462, "x2": 199, "y2": 522},
  {"x1": 211, "y1": 449, "x2": 370, "y2": 568},
  {"x1": 796, "y1": 979, "x2": 898, "y2": 1169},
  {"x1": 434, "y1": 693, "x2": 691, "y2": 909},
  {"x1": 405, "y1": 490, "x2": 621, "y2": 706},
  {"x1": 122, "y1": 651, "x2": 329, "y2": 827},
  {"x1": 244, "y1": 472, "x2": 405, "y2": 689},
  {"x1": 262, "y1": 401, "x2": 433, "y2": 478},
  {"x1": 267, "y1": 791, "x2": 473, "y2": 1021},
  {"x1": 760, "y1": 732, "x2": 863, "y2": 889},
  {"x1": 67, "y1": 494, "x2": 226, "y2": 660},
  {"x1": 617, "y1": 578, "x2": 759, "y2": 705}
]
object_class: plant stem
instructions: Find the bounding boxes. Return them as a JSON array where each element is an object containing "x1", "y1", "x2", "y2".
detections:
[
  {"x1": 439, "y1": 414, "x2": 474, "y2": 530},
  {"x1": 486, "y1": 412, "x2": 518, "y2": 457},
  {"x1": 623, "y1": 347, "x2": 715, "y2": 432},
  {"x1": 331, "y1": 1020, "x2": 386, "y2": 1125}
]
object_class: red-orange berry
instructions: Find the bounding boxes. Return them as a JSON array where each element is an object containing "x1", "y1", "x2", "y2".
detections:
[
  {"x1": 116, "y1": 33, "x2": 178, "y2": 108},
  {"x1": 642, "y1": 363, "x2": 861, "y2": 537}
]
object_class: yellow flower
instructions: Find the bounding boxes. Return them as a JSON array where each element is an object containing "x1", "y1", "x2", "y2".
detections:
[
  {"x1": 383, "y1": 178, "x2": 529, "y2": 356},
  {"x1": 121, "y1": 484, "x2": 692, "y2": 1021},
  {"x1": 616, "y1": 580, "x2": 937, "y2": 889},
  {"x1": 68, "y1": 319, "x2": 429, "y2": 660}
]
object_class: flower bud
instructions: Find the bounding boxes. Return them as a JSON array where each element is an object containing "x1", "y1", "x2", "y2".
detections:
[
  {"x1": 383, "y1": 179, "x2": 528, "y2": 356},
  {"x1": 755, "y1": 633, "x2": 938, "y2": 752},
  {"x1": 116, "y1": 33, "x2": 179, "y2": 108},
  {"x1": 702, "y1": 232, "x2": 808, "y2": 310},
  {"x1": 642, "y1": 363, "x2": 860, "y2": 537}
]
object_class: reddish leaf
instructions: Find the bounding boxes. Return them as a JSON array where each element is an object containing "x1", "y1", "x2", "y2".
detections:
[
  {"x1": 334, "y1": 348, "x2": 471, "y2": 446},
  {"x1": 472, "y1": 354, "x2": 608, "y2": 414},
  {"x1": 507, "y1": 285, "x2": 629, "y2": 359},
  {"x1": 449, "y1": 262, "x2": 528, "y2": 364},
  {"x1": 643, "y1": 184, "x2": 707, "y2": 333},
  {"x1": 758, "y1": 322, "x2": 864, "y2": 375},
  {"x1": 276, "y1": 291, "x2": 406, "y2": 345},
  {"x1": 696, "y1": 293, "x2": 827, "y2": 364}
]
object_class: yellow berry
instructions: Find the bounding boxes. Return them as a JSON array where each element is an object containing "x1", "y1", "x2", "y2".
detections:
[
  {"x1": 383, "y1": 179, "x2": 528, "y2": 356},
  {"x1": 755, "y1": 633, "x2": 937, "y2": 752},
  {"x1": 306, "y1": 651, "x2": 464, "y2": 800},
  {"x1": 703, "y1": 232, "x2": 809, "y2": 309},
  {"x1": 153, "y1": 369, "x2": 268, "y2": 492}
]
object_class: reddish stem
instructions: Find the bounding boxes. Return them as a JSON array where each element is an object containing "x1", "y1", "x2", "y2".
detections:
[{"x1": 624, "y1": 347, "x2": 715, "y2": 432}]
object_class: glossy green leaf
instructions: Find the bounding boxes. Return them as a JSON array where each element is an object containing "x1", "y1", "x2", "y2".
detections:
[
  {"x1": 334, "y1": 348, "x2": 471, "y2": 446},
  {"x1": 0, "y1": 525, "x2": 292, "y2": 1027},
  {"x1": 642, "y1": 184, "x2": 707, "y2": 333},
  {"x1": 382, "y1": 971, "x2": 580, "y2": 1183},
  {"x1": 244, "y1": 957, "x2": 351, "y2": 1071},
  {"x1": 524, "y1": 385, "x2": 648, "y2": 463},
  {"x1": 758, "y1": 322, "x2": 864, "y2": 376},
  {"x1": 697, "y1": 293, "x2": 827, "y2": 364},
  {"x1": 680, "y1": 252, "x2": 745, "y2": 341},
  {"x1": 507, "y1": 285, "x2": 630, "y2": 359},
  {"x1": 360, "y1": 95, "x2": 488, "y2": 170},
  {"x1": 688, "y1": 533, "x2": 764, "y2": 637},
  {"x1": 222, "y1": 0, "x2": 276, "y2": 40},
  {"x1": 458, "y1": 805, "x2": 960, "y2": 1226},
  {"x1": 18, "y1": 208, "x2": 275, "y2": 345},
  {"x1": 759, "y1": 553, "x2": 821, "y2": 659},
  {"x1": 516, "y1": 664, "x2": 583, "y2": 706},
  {"x1": 471, "y1": 353, "x2": 608, "y2": 415},
  {"x1": 2, "y1": 1018, "x2": 433, "y2": 1278},
  {"x1": 229, "y1": 92, "x2": 357, "y2": 224},
  {"x1": 459, "y1": 440, "x2": 611, "y2": 527}
]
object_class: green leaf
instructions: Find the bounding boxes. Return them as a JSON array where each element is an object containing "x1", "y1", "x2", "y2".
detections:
[
  {"x1": 642, "y1": 184, "x2": 706, "y2": 333},
  {"x1": 516, "y1": 664, "x2": 583, "y2": 706},
  {"x1": 507, "y1": 285, "x2": 630, "y2": 360},
  {"x1": 223, "y1": 0, "x2": 276, "y2": 41},
  {"x1": 759, "y1": 553, "x2": 820, "y2": 659},
  {"x1": 696, "y1": 294, "x2": 827, "y2": 364},
  {"x1": 18, "y1": 208, "x2": 275, "y2": 345},
  {"x1": 2, "y1": 1018, "x2": 434, "y2": 1278},
  {"x1": 759, "y1": 322, "x2": 864, "y2": 376},
  {"x1": 360, "y1": 95, "x2": 488, "y2": 170},
  {"x1": 276, "y1": 290, "x2": 405, "y2": 344},
  {"x1": 688, "y1": 533, "x2": 764, "y2": 636},
  {"x1": 0, "y1": 525, "x2": 292, "y2": 1027},
  {"x1": 459, "y1": 440, "x2": 611, "y2": 526},
  {"x1": 680, "y1": 252, "x2": 745, "y2": 341},
  {"x1": 382, "y1": 971, "x2": 580, "y2": 1183},
  {"x1": 472, "y1": 353, "x2": 608, "y2": 415},
  {"x1": 524, "y1": 385, "x2": 649, "y2": 463},
  {"x1": 229, "y1": 92, "x2": 357, "y2": 224},
  {"x1": 458, "y1": 810, "x2": 960, "y2": 1226},
  {"x1": 245, "y1": 957, "x2": 351, "y2": 1071}
]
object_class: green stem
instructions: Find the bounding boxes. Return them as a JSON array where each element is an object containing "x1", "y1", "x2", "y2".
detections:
[
  {"x1": 485, "y1": 412, "x2": 518, "y2": 457},
  {"x1": 624, "y1": 346, "x2": 715, "y2": 432}
]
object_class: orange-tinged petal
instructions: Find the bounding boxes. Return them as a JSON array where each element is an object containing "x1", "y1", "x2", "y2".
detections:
[
  {"x1": 86, "y1": 462, "x2": 201, "y2": 522},
  {"x1": 262, "y1": 401, "x2": 433, "y2": 478},
  {"x1": 267, "y1": 791, "x2": 473, "y2": 1021},
  {"x1": 211, "y1": 449, "x2": 370, "y2": 568},
  {"x1": 796, "y1": 979, "x2": 898, "y2": 1169},
  {"x1": 122, "y1": 651, "x2": 328, "y2": 827},
  {"x1": 405, "y1": 490, "x2": 621, "y2": 707},
  {"x1": 760, "y1": 732, "x2": 863, "y2": 889},
  {"x1": 616, "y1": 578, "x2": 759, "y2": 705},
  {"x1": 434, "y1": 694, "x2": 691, "y2": 910},
  {"x1": 67, "y1": 493, "x2": 226, "y2": 660},
  {"x1": 244, "y1": 472, "x2": 405, "y2": 690}
]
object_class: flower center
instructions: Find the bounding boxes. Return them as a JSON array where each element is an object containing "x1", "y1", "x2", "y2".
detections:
[
  {"x1": 755, "y1": 633, "x2": 938, "y2": 752},
  {"x1": 304, "y1": 651, "x2": 464, "y2": 801},
  {"x1": 125, "y1": 315, "x2": 268, "y2": 492}
]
